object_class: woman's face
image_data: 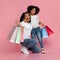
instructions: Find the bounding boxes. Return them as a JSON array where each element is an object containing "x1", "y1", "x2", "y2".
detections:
[
  {"x1": 24, "y1": 13, "x2": 30, "y2": 22},
  {"x1": 31, "y1": 8, "x2": 36, "y2": 15}
]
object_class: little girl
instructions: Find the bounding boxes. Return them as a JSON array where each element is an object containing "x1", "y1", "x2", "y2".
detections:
[
  {"x1": 27, "y1": 5, "x2": 45, "y2": 54},
  {"x1": 17, "y1": 12, "x2": 40, "y2": 54}
]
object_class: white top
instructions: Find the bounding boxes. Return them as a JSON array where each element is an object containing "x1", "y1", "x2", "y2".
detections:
[
  {"x1": 21, "y1": 21, "x2": 32, "y2": 39},
  {"x1": 31, "y1": 15, "x2": 40, "y2": 28}
]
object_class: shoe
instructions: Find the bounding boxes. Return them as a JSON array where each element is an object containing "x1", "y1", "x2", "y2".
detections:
[
  {"x1": 21, "y1": 47, "x2": 29, "y2": 54},
  {"x1": 41, "y1": 48, "x2": 45, "y2": 54}
]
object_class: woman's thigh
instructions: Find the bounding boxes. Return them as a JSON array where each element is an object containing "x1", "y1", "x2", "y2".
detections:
[
  {"x1": 28, "y1": 45, "x2": 40, "y2": 53},
  {"x1": 21, "y1": 38, "x2": 37, "y2": 48}
]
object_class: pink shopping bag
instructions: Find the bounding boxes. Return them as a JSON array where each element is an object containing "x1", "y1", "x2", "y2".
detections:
[{"x1": 45, "y1": 26, "x2": 54, "y2": 36}]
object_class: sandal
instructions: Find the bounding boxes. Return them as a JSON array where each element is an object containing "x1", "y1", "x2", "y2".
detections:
[{"x1": 41, "y1": 48, "x2": 45, "y2": 54}]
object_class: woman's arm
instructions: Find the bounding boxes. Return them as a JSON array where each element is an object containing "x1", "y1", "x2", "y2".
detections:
[
  {"x1": 37, "y1": 15, "x2": 45, "y2": 26},
  {"x1": 20, "y1": 25, "x2": 24, "y2": 42},
  {"x1": 15, "y1": 20, "x2": 21, "y2": 26}
]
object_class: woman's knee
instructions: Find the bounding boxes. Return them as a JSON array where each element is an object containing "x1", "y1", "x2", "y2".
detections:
[
  {"x1": 31, "y1": 39, "x2": 37, "y2": 44},
  {"x1": 33, "y1": 48, "x2": 40, "y2": 53},
  {"x1": 36, "y1": 49, "x2": 40, "y2": 53}
]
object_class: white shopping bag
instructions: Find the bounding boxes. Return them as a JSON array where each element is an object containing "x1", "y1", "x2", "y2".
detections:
[
  {"x1": 7, "y1": 26, "x2": 16, "y2": 41},
  {"x1": 15, "y1": 27, "x2": 21, "y2": 44},
  {"x1": 9, "y1": 27, "x2": 18, "y2": 43}
]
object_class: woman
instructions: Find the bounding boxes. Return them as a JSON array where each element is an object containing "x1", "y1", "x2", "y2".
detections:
[{"x1": 17, "y1": 12, "x2": 40, "y2": 54}]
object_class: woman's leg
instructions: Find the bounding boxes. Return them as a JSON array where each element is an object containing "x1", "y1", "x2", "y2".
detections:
[
  {"x1": 21, "y1": 39, "x2": 37, "y2": 49},
  {"x1": 28, "y1": 45, "x2": 40, "y2": 53},
  {"x1": 31, "y1": 28, "x2": 36, "y2": 40},
  {"x1": 35, "y1": 27, "x2": 44, "y2": 48},
  {"x1": 35, "y1": 27, "x2": 45, "y2": 54}
]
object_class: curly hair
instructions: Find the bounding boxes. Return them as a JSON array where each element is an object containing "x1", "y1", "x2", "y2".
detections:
[
  {"x1": 27, "y1": 5, "x2": 40, "y2": 15},
  {"x1": 20, "y1": 12, "x2": 31, "y2": 23}
]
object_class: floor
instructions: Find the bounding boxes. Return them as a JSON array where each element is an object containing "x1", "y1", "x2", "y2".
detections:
[{"x1": 0, "y1": 35, "x2": 60, "y2": 60}]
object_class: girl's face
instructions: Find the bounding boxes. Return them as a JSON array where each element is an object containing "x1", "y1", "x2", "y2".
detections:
[
  {"x1": 24, "y1": 13, "x2": 30, "y2": 22},
  {"x1": 31, "y1": 8, "x2": 36, "y2": 15}
]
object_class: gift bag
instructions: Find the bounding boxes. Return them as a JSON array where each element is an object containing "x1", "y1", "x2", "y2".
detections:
[
  {"x1": 7, "y1": 26, "x2": 16, "y2": 40},
  {"x1": 9, "y1": 26, "x2": 18, "y2": 43},
  {"x1": 41, "y1": 27, "x2": 48, "y2": 38},
  {"x1": 15, "y1": 27, "x2": 21, "y2": 44},
  {"x1": 45, "y1": 26, "x2": 54, "y2": 36}
]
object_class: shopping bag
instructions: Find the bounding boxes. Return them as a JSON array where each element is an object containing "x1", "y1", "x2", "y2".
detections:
[
  {"x1": 41, "y1": 27, "x2": 48, "y2": 38},
  {"x1": 7, "y1": 26, "x2": 16, "y2": 40},
  {"x1": 45, "y1": 26, "x2": 54, "y2": 36},
  {"x1": 9, "y1": 27, "x2": 18, "y2": 43},
  {"x1": 15, "y1": 27, "x2": 21, "y2": 44}
]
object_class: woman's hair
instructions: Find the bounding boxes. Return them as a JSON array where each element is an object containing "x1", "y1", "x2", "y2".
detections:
[
  {"x1": 20, "y1": 12, "x2": 31, "y2": 23},
  {"x1": 27, "y1": 5, "x2": 40, "y2": 15}
]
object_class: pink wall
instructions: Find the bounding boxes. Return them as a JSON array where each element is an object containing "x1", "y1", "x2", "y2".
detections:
[{"x1": 0, "y1": 0, "x2": 60, "y2": 54}]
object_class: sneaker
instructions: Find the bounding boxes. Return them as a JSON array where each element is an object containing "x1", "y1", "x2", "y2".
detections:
[{"x1": 21, "y1": 47, "x2": 29, "y2": 54}]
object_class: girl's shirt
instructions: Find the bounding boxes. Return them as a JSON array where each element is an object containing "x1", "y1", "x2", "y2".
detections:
[
  {"x1": 31, "y1": 15, "x2": 40, "y2": 28},
  {"x1": 20, "y1": 21, "x2": 32, "y2": 39}
]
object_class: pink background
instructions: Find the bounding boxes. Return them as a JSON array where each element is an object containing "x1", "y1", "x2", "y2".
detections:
[{"x1": 0, "y1": 0, "x2": 60, "y2": 60}]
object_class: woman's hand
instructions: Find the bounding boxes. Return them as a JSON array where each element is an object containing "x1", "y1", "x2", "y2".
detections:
[
  {"x1": 15, "y1": 20, "x2": 20, "y2": 25},
  {"x1": 21, "y1": 26, "x2": 24, "y2": 31},
  {"x1": 15, "y1": 20, "x2": 22, "y2": 27}
]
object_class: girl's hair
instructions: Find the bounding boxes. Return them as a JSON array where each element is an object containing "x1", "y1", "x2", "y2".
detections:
[
  {"x1": 20, "y1": 12, "x2": 31, "y2": 23},
  {"x1": 27, "y1": 5, "x2": 40, "y2": 15}
]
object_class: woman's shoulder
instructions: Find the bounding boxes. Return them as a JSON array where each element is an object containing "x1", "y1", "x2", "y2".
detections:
[
  {"x1": 35, "y1": 15, "x2": 38, "y2": 17},
  {"x1": 21, "y1": 21, "x2": 25, "y2": 23},
  {"x1": 31, "y1": 15, "x2": 38, "y2": 17},
  {"x1": 20, "y1": 21, "x2": 25, "y2": 26}
]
